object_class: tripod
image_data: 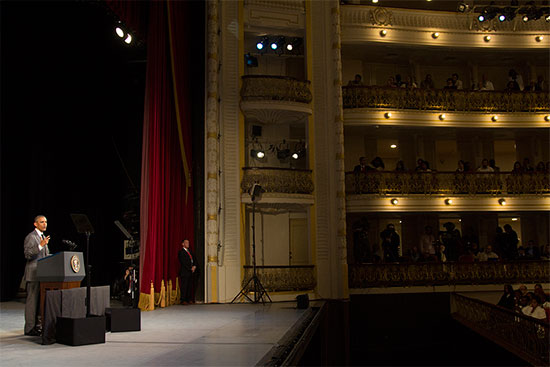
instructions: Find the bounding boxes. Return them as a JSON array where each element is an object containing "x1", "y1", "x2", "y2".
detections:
[{"x1": 231, "y1": 189, "x2": 271, "y2": 304}]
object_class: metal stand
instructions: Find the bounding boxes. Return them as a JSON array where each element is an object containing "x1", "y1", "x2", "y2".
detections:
[
  {"x1": 70, "y1": 214, "x2": 95, "y2": 317},
  {"x1": 231, "y1": 194, "x2": 271, "y2": 304}
]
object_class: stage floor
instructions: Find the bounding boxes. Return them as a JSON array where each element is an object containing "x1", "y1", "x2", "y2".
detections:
[{"x1": 0, "y1": 300, "x2": 307, "y2": 366}]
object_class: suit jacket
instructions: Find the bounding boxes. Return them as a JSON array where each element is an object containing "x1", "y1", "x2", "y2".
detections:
[
  {"x1": 178, "y1": 248, "x2": 197, "y2": 276},
  {"x1": 23, "y1": 230, "x2": 49, "y2": 282}
]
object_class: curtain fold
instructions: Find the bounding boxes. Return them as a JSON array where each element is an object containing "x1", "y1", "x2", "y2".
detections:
[{"x1": 106, "y1": 0, "x2": 195, "y2": 310}]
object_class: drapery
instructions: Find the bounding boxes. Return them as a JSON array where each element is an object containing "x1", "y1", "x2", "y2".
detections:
[{"x1": 106, "y1": 0, "x2": 195, "y2": 310}]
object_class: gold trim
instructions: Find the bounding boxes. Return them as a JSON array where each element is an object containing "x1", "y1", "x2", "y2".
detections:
[
  {"x1": 207, "y1": 214, "x2": 217, "y2": 220},
  {"x1": 207, "y1": 172, "x2": 218, "y2": 179},
  {"x1": 207, "y1": 256, "x2": 218, "y2": 262},
  {"x1": 207, "y1": 132, "x2": 218, "y2": 139}
]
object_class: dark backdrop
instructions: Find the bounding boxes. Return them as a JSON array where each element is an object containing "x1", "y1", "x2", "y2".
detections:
[{"x1": 1, "y1": 1, "x2": 148, "y2": 300}]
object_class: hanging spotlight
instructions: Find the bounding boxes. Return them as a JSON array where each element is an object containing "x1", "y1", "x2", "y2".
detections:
[
  {"x1": 270, "y1": 36, "x2": 285, "y2": 51},
  {"x1": 256, "y1": 37, "x2": 268, "y2": 51},
  {"x1": 390, "y1": 198, "x2": 399, "y2": 205},
  {"x1": 546, "y1": 14, "x2": 550, "y2": 22},
  {"x1": 285, "y1": 38, "x2": 302, "y2": 54},
  {"x1": 115, "y1": 26, "x2": 125, "y2": 38},
  {"x1": 124, "y1": 34, "x2": 132, "y2": 44},
  {"x1": 478, "y1": 14, "x2": 486, "y2": 22},
  {"x1": 499, "y1": 7, "x2": 516, "y2": 22},
  {"x1": 498, "y1": 198, "x2": 506, "y2": 206},
  {"x1": 479, "y1": 5, "x2": 499, "y2": 22},
  {"x1": 114, "y1": 21, "x2": 132, "y2": 45},
  {"x1": 439, "y1": 114, "x2": 446, "y2": 121}
]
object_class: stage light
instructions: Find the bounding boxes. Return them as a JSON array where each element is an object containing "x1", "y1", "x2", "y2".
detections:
[
  {"x1": 512, "y1": 217, "x2": 518, "y2": 221},
  {"x1": 390, "y1": 144, "x2": 397, "y2": 149},
  {"x1": 484, "y1": 35, "x2": 491, "y2": 42},
  {"x1": 115, "y1": 27, "x2": 125, "y2": 38},
  {"x1": 499, "y1": 7, "x2": 516, "y2": 22},
  {"x1": 499, "y1": 14, "x2": 506, "y2": 21},
  {"x1": 286, "y1": 43, "x2": 293, "y2": 51},
  {"x1": 491, "y1": 115, "x2": 498, "y2": 122},
  {"x1": 479, "y1": 6, "x2": 499, "y2": 22},
  {"x1": 250, "y1": 148, "x2": 265, "y2": 160},
  {"x1": 522, "y1": 15, "x2": 529, "y2": 22},
  {"x1": 444, "y1": 199, "x2": 453, "y2": 205},
  {"x1": 124, "y1": 34, "x2": 132, "y2": 44},
  {"x1": 536, "y1": 36, "x2": 544, "y2": 42},
  {"x1": 390, "y1": 198, "x2": 398, "y2": 205},
  {"x1": 372, "y1": 0, "x2": 379, "y2": 3},
  {"x1": 498, "y1": 198, "x2": 506, "y2": 206},
  {"x1": 270, "y1": 36, "x2": 285, "y2": 51},
  {"x1": 384, "y1": 112, "x2": 391, "y2": 119},
  {"x1": 439, "y1": 114, "x2": 446, "y2": 121},
  {"x1": 478, "y1": 14, "x2": 485, "y2": 22},
  {"x1": 256, "y1": 37, "x2": 268, "y2": 50},
  {"x1": 432, "y1": 32, "x2": 439, "y2": 39},
  {"x1": 256, "y1": 150, "x2": 265, "y2": 159},
  {"x1": 546, "y1": 14, "x2": 550, "y2": 22},
  {"x1": 380, "y1": 29, "x2": 387, "y2": 37}
]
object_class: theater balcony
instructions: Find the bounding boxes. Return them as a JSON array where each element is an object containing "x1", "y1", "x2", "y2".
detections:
[
  {"x1": 241, "y1": 167, "x2": 314, "y2": 205},
  {"x1": 240, "y1": 75, "x2": 312, "y2": 124},
  {"x1": 243, "y1": 265, "x2": 316, "y2": 292}
]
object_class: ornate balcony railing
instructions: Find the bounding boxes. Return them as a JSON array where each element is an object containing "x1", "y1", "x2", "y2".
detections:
[
  {"x1": 241, "y1": 75, "x2": 312, "y2": 104},
  {"x1": 342, "y1": 86, "x2": 550, "y2": 112},
  {"x1": 243, "y1": 265, "x2": 316, "y2": 292},
  {"x1": 348, "y1": 260, "x2": 550, "y2": 289},
  {"x1": 345, "y1": 171, "x2": 550, "y2": 196},
  {"x1": 451, "y1": 293, "x2": 549, "y2": 366},
  {"x1": 242, "y1": 167, "x2": 314, "y2": 195}
]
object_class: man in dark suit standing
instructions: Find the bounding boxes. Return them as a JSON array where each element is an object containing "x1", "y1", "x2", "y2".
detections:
[
  {"x1": 178, "y1": 239, "x2": 197, "y2": 305},
  {"x1": 23, "y1": 215, "x2": 50, "y2": 336}
]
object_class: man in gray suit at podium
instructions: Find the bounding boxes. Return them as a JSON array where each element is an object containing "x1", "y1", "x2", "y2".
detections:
[{"x1": 23, "y1": 215, "x2": 50, "y2": 336}]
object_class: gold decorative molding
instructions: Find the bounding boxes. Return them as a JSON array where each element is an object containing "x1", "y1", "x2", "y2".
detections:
[
  {"x1": 345, "y1": 171, "x2": 550, "y2": 197},
  {"x1": 207, "y1": 256, "x2": 218, "y2": 263},
  {"x1": 243, "y1": 265, "x2": 316, "y2": 291},
  {"x1": 349, "y1": 261, "x2": 550, "y2": 289},
  {"x1": 242, "y1": 167, "x2": 314, "y2": 195},
  {"x1": 342, "y1": 86, "x2": 550, "y2": 113},
  {"x1": 241, "y1": 76, "x2": 313, "y2": 104}
]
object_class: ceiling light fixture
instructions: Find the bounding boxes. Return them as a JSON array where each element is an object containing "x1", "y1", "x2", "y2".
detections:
[
  {"x1": 432, "y1": 32, "x2": 440, "y2": 39},
  {"x1": 380, "y1": 29, "x2": 387, "y2": 37},
  {"x1": 491, "y1": 115, "x2": 498, "y2": 122},
  {"x1": 536, "y1": 35, "x2": 544, "y2": 42},
  {"x1": 390, "y1": 198, "x2": 399, "y2": 205},
  {"x1": 439, "y1": 114, "x2": 446, "y2": 121},
  {"x1": 444, "y1": 199, "x2": 453, "y2": 205},
  {"x1": 390, "y1": 144, "x2": 397, "y2": 149},
  {"x1": 498, "y1": 198, "x2": 506, "y2": 206},
  {"x1": 384, "y1": 112, "x2": 391, "y2": 119},
  {"x1": 484, "y1": 35, "x2": 492, "y2": 42}
]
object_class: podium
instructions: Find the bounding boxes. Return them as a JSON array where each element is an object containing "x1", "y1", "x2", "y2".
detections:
[{"x1": 37, "y1": 251, "x2": 86, "y2": 327}]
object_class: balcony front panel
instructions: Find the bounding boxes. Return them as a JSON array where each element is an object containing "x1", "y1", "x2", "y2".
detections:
[
  {"x1": 243, "y1": 265, "x2": 316, "y2": 292},
  {"x1": 240, "y1": 75, "x2": 313, "y2": 124},
  {"x1": 349, "y1": 261, "x2": 550, "y2": 289},
  {"x1": 345, "y1": 171, "x2": 550, "y2": 197},
  {"x1": 343, "y1": 86, "x2": 550, "y2": 113},
  {"x1": 242, "y1": 167, "x2": 314, "y2": 205}
]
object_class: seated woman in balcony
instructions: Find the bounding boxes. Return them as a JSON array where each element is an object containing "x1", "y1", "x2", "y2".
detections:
[
  {"x1": 508, "y1": 69, "x2": 524, "y2": 91},
  {"x1": 401, "y1": 76, "x2": 417, "y2": 89},
  {"x1": 394, "y1": 160, "x2": 406, "y2": 172},
  {"x1": 535, "y1": 161, "x2": 546, "y2": 173},
  {"x1": 420, "y1": 74, "x2": 434, "y2": 89},
  {"x1": 443, "y1": 78, "x2": 456, "y2": 90},
  {"x1": 371, "y1": 156, "x2": 385, "y2": 171},
  {"x1": 522, "y1": 296, "x2": 546, "y2": 320},
  {"x1": 475, "y1": 245, "x2": 499, "y2": 262},
  {"x1": 497, "y1": 285, "x2": 516, "y2": 310},
  {"x1": 455, "y1": 160, "x2": 466, "y2": 173},
  {"x1": 522, "y1": 158, "x2": 534, "y2": 173},
  {"x1": 511, "y1": 161, "x2": 523, "y2": 175},
  {"x1": 505, "y1": 80, "x2": 520, "y2": 92},
  {"x1": 348, "y1": 74, "x2": 364, "y2": 87},
  {"x1": 386, "y1": 76, "x2": 397, "y2": 88}
]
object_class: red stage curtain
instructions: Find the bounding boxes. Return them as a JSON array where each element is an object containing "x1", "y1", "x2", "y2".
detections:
[{"x1": 105, "y1": 0, "x2": 195, "y2": 310}]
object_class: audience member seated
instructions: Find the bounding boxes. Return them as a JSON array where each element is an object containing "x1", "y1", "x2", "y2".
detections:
[
  {"x1": 420, "y1": 74, "x2": 435, "y2": 89},
  {"x1": 458, "y1": 249, "x2": 475, "y2": 263},
  {"x1": 535, "y1": 161, "x2": 546, "y2": 173},
  {"x1": 522, "y1": 157, "x2": 534, "y2": 172},
  {"x1": 524, "y1": 239, "x2": 540, "y2": 259},
  {"x1": 476, "y1": 158, "x2": 494, "y2": 172},
  {"x1": 348, "y1": 74, "x2": 364, "y2": 86},
  {"x1": 418, "y1": 160, "x2": 431, "y2": 172},
  {"x1": 452, "y1": 73, "x2": 463, "y2": 90},
  {"x1": 386, "y1": 76, "x2": 397, "y2": 88},
  {"x1": 456, "y1": 160, "x2": 466, "y2": 173},
  {"x1": 534, "y1": 284, "x2": 549, "y2": 303},
  {"x1": 522, "y1": 296, "x2": 546, "y2": 320},
  {"x1": 436, "y1": 242, "x2": 447, "y2": 263},
  {"x1": 508, "y1": 69, "x2": 524, "y2": 91},
  {"x1": 541, "y1": 245, "x2": 550, "y2": 260},
  {"x1": 419, "y1": 225, "x2": 436, "y2": 259},
  {"x1": 407, "y1": 246, "x2": 420, "y2": 262},
  {"x1": 354, "y1": 156, "x2": 370, "y2": 174},
  {"x1": 497, "y1": 284, "x2": 516, "y2": 310},
  {"x1": 371, "y1": 156, "x2": 385, "y2": 171},
  {"x1": 517, "y1": 284, "x2": 529, "y2": 297},
  {"x1": 395, "y1": 74, "x2": 403, "y2": 88},
  {"x1": 469, "y1": 242, "x2": 481, "y2": 257},
  {"x1": 478, "y1": 74, "x2": 494, "y2": 91},
  {"x1": 443, "y1": 78, "x2": 456, "y2": 90},
  {"x1": 401, "y1": 76, "x2": 417, "y2": 89},
  {"x1": 476, "y1": 244, "x2": 499, "y2": 261},
  {"x1": 511, "y1": 161, "x2": 523, "y2": 175},
  {"x1": 395, "y1": 160, "x2": 406, "y2": 172},
  {"x1": 489, "y1": 159, "x2": 499, "y2": 172},
  {"x1": 380, "y1": 223, "x2": 400, "y2": 263},
  {"x1": 505, "y1": 80, "x2": 520, "y2": 92},
  {"x1": 535, "y1": 75, "x2": 547, "y2": 92}
]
